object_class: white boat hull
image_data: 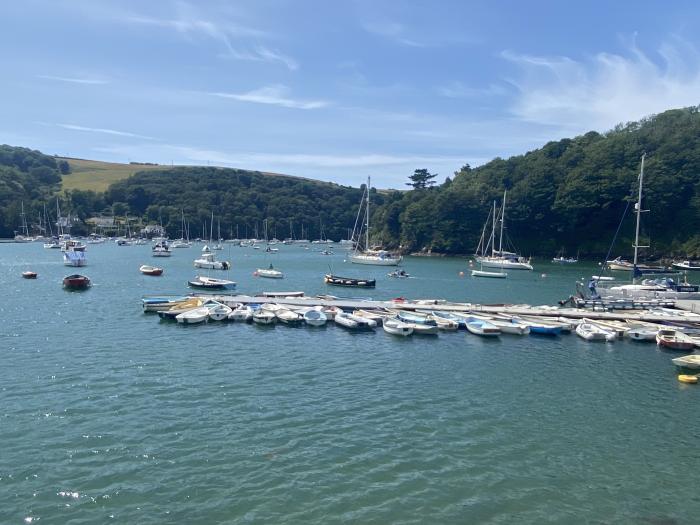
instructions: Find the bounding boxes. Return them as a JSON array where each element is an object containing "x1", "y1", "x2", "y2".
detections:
[
  {"x1": 471, "y1": 269, "x2": 507, "y2": 278},
  {"x1": 476, "y1": 257, "x2": 533, "y2": 270},
  {"x1": 349, "y1": 254, "x2": 402, "y2": 266},
  {"x1": 383, "y1": 319, "x2": 413, "y2": 336}
]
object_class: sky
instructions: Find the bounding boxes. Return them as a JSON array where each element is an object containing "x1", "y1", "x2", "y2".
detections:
[{"x1": 2, "y1": 0, "x2": 700, "y2": 188}]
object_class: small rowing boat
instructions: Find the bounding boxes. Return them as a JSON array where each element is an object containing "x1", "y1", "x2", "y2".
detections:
[{"x1": 140, "y1": 265, "x2": 163, "y2": 276}]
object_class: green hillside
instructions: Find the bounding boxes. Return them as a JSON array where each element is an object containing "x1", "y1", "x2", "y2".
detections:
[{"x1": 59, "y1": 158, "x2": 166, "y2": 193}]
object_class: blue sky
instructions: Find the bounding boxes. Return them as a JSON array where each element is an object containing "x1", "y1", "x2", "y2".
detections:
[{"x1": 2, "y1": 0, "x2": 700, "y2": 188}]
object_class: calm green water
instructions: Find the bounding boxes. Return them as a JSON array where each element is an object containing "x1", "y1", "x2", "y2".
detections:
[{"x1": 1, "y1": 242, "x2": 698, "y2": 524}]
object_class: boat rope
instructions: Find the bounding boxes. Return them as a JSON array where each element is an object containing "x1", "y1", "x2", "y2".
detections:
[{"x1": 595, "y1": 198, "x2": 632, "y2": 284}]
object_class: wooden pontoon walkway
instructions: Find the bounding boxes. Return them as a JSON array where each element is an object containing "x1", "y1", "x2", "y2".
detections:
[{"x1": 176, "y1": 292, "x2": 700, "y2": 325}]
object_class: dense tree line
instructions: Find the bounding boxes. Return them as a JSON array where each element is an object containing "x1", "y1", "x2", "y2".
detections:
[
  {"x1": 2, "y1": 105, "x2": 700, "y2": 256},
  {"x1": 104, "y1": 167, "x2": 378, "y2": 241},
  {"x1": 374, "y1": 106, "x2": 700, "y2": 258}
]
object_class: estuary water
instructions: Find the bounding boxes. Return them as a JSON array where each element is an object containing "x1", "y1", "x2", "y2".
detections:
[{"x1": 1, "y1": 242, "x2": 698, "y2": 524}]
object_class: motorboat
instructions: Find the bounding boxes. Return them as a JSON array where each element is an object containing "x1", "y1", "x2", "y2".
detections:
[
  {"x1": 324, "y1": 274, "x2": 375, "y2": 287},
  {"x1": 672, "y1": 260, "x2": 700, "y2": 271},
  {"x1": 140, "y1": 265, "x2": 163, "y2": 276},
  {"x1": 208, "y1": 302, "x2": 233, "y2": 321},
  {"x1": 551, "y1": 256, "x2": 578, "y2": 264},
  {"x1": 671, "y1": 354, "x2": 700, "y2": 369},
  {"x1": 383, "y1": 318, "x2": 414, "y2": 336},
  {"x1": 152, "y1": 241, "x2": 172, "y2": 257},
  {"x1": 63, "y1": 274, "x2": 90, "y2": 290},
  {"x1": 176, "y1": 306, "x2": 211, "y2": 324},
  {"x1": 465, "y1": 317, "x2": 500, "y2": 336},
  {"x1": 188, "y1": 276, "x2": 236, "y2": 290},
  {"x1": 193, "y1": 245, "x2": 230, "y2": 270},
  {"x1": 63, "y1": 250, "x2": 87, "y2": 267},
  {"x1": 606, "y1": 256, "x2": 667, "y2": 273},
  {"x1": 387, "y1": 269, "x2": 410, "y2": 278},
  {"x1": 229, "y1": 304, "x2": 254, "y2": 322},
  {"x1": 252, "y1": 310, "x2": 276, "y2": 325},
  {"x1": 22, "y1": 271, "x2": 38, "y2": 279},
  {"x1": 255, "y1": 266, "x2": 284, "y2": 279},
  {"x1": 471, "y1": 269, "x2": 507, "y2": 278},
  {"x1": 575, "y1": 321, "x2": 616, "y2": 342},
  {"x1": 656, "y1": 329, "x2": 696, "y2": 351},
  {"x1": 303, "y1": 309, "x2": 327, "y2": 326}
]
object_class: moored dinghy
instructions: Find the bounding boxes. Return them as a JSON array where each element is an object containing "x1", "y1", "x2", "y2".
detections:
[
  {"x1": 63, "y1": 274, "x2": 91, "y2": 290},
  {"x1": 334, "y1": 311, "x2": 359, "y2": 329},
  {"x1": 176, "y1": 306, "x2": 211, "y2": 324},
  {"x1": 22, "y1": 271, "x2": 38, "y2": 279},
  {"x1": 188, "y1": 276, "x2": 236, "y2": 290},
  {"x1": 229, "y1": 304, "x2": 254, "y2": 322},
  {"x1": 303, "y1": 309, "x2": 327, "y2": 326},
  {"x1": 252, "y1": 309, "x2": 276, "y2": 325},
  {"x1": 656, "y1": 329, "x2": 695, "y2": 351},
  {"x1": 383, "y1": 318, "x2": 414, "y2": 336},
  {"x1": 671, "y1": 354, "x2": 700, "y2": 369},
  {"x1": 465, "y1": 317, "x2": 500, "y2": 337},
  {"x1": 140, "y1": 264, "x2": 163, "y2": 276},
  {"x1": 208, "y1": 302, "x2": 233, "y2": 321},
  {"x1": 575, "y1": 321, "x2": 616, "y2": 342}
]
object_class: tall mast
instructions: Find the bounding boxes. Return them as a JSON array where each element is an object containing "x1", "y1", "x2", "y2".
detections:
[
  {"x1": 210, "y1": 211, "x2": 214, "y2": 243},
  {"x1": 498, "y1": 190, "x2": 506, "y2": 255},
  {"x1": 366, "y1": 176, "x2": 370, "y2": 251},
  {"x1": 490, "y1": 201, "x2": 496, "y2": 257},
  {"x1": 633, "y1": 153, "x2": 647, "y2": 282}
]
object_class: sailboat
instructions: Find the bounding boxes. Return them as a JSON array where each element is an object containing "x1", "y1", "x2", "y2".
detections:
[
  {"x1": 592, "y1": 154, "x2": 700, "y2": 300},
  {"x1": 349, "y1": 176, "x2": 402, "y2": 266},
  {"x1": 193, "y1": 213, "x2": 230, "y2": 270},
  {"x1": 472, "y1": 201, "x2": 507, "y2": 278},
  {"x1": 256, "y1": 219, "x2": 284, "y2": 278},
  {"x1": 14, "y1": 202, "x2": 32, "y2": 242},
  {"x1": 475, "y1": 190, "x2": 532, "y2": 270},
  {"x1": 171, "y1": 210, "x2": 191, "y2": 248}
]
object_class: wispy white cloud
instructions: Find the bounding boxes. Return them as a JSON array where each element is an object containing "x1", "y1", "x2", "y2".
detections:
[
  {"x1": 175, "y1": 145, "x2": 463, "y2": 169},
  {"x1": 210, "y1": 85, "x2": 329, "y2": 110},
  {"x1": 52, "y1": 123, "x2": 155, "y2": 140},
  {"x1": 221, "y1": 46, "x2": 298, "y2": 71},
  {"x1": 37, "y1": 74, "x2": 109, "y2": 85},
  {"x1": 361, "y1": 20, "x2": 425, "y2": 47},
  {"x1": 437, "y1": 81, "x2": 508, "y2": 98},
  {"x1": 501, "y1": 37, "x2": 700, "y2": 132},
  {"x1": 120, "y1": 2, "x2": 298, "y2": 70}
]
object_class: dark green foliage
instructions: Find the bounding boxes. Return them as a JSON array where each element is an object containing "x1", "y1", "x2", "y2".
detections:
[
  {"x1": 104, "y1": 167, "x2": 372, "y2": 241},
  {"x1": 407, "y1": 168, "x2": 437, "y2": 189},
  {"x1": 374, "y1": 106, "x2": 700, "y2": 256},
  {"x1": 0, "y1": 145, "x2": 63, "y2": 237}
]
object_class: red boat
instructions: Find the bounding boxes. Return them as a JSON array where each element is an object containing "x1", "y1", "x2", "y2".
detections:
[
  {"x1": 140, "y1": 265, "x2": 164, "y2": 276},
  {"x1": 22, "y1": 271, "x2": 38, "y2": 279},
  {"x1": 63, "y1": 274, "x2": 91, "y2": 290}
]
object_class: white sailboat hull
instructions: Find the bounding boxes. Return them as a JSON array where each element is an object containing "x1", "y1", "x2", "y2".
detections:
[
  {"x1": 349, "y1": 253, "x2": 402, "y2": 266},
  {"x1": 476, "y1": 257, "x2": 533, "y2": 270}
]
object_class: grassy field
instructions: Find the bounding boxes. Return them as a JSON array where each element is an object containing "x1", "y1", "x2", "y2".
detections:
[{"x1": 59, "y1": 158, "x2": 167, "y2": 193}]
